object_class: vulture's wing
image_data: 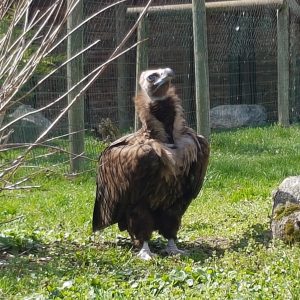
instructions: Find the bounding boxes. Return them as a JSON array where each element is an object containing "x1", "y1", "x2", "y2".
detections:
[
  {"x1": 184, "y1": 133, "x2": 210, "y2": 200},
  {"x1": 92, "y1": 133, "x2": 161, "y2": 231}
]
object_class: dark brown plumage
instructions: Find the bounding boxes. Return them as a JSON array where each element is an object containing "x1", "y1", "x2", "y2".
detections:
[{"x1": 93, "y1": 68, "x2": 209, "y2": 259}]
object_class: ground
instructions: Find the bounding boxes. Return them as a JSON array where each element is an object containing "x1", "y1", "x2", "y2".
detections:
[{"x1": 1, "y1": 125, "x2": 300, "y2": 299}]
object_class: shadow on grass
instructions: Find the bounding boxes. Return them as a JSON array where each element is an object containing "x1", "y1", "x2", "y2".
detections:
[
  {"x1": 179, "y1": 223, "x2": 272, "y2": 263},
  {"x1": 0, "y1": 223, "x2": 272, "y2": 273},
  {"x1": 0, "y1": 234, "x2": 43, "y2": 259},
  {"x1": 230, "y1": 223, "x2": 272, "y2": 250},
  {"x1": 97, "y1": 222, "x2": 272, "y2": 263},
  {"x1": 1, "y1": 234, "x2": 105, "y2": 277}
]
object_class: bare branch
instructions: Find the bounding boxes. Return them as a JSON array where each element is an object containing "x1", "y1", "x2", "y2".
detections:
[
  {"x1": 1, "y1": 185, "x2": 40, "y2": 191},
  {"x1": 0, "y1": 0, "x2": 152, "y2": 190},
  {"x1": 0, "y1": 38, "x2": 147, "y2": 134},
  {"x1": 2, "y1": 142, "x2": 97, "y2": 162},
  {"x1": 0, "y1": 129, "x2": 87, "y2": 152},
  {"x1": 46, "y1": 0, "x2": 128, "y2": 56},
  {"x1": 0, "y1": 215, "x2": 24, "y2": 226},
  {"x1": 13, "y1": 39, "x2": 101, "y2": 107}
]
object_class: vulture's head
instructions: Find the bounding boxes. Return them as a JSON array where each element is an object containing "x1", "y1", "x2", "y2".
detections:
[{"x1": 139, "y1": 68, "x2": 175, "y2": 100}]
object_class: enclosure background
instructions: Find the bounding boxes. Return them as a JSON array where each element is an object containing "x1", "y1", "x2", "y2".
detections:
[{"x1": 4, "y1": 0, "x2": 300, "y2": 171}]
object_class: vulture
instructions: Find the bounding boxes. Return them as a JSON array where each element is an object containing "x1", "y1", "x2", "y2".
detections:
[{"x1": 93, "y1": 67, "x2": 210, "y2": 260}]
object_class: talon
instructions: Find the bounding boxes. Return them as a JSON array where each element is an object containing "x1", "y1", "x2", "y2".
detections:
[
  {"x1": 165, "y1": 247, "x2": 187, "y2": 256},
  {"x1": 137, "y1": 248, "x2": 155, "y2": 260},
  {"x1": 165, "y1": 239, "x2": 187, "y2": 256},
  {"x1": 137, "y1": 241, "x2": 155, "y2": 260}
]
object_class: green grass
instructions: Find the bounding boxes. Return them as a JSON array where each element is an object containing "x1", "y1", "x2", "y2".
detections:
[
  {"x1": 1, "y1": 124, "x2": 300, "y2": 299},
  {"x1": 1, "y1": 134, "x2": 106, "y2": 175}
]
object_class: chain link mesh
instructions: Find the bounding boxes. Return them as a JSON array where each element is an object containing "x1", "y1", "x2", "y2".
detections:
[{"x1": 2, "y1": 0, "x2": 300, "y2": 173}]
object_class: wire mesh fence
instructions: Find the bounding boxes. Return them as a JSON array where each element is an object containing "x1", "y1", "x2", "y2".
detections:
[{"x1": 1, "y1": 0, "x2": 300, "y2": 177}]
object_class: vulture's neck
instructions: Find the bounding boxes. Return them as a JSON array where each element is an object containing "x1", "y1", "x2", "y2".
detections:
[
  {"x1": 135, "y1": 87, "x2": 186, "y2": 143},
  {"x1": 149, "y1": 98, "x2": 176, "y2": 143}
]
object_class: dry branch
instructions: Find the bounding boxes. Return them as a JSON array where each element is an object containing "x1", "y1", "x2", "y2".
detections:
[
  {"x1": 0, "y1": 0, "x2": 152, "y2": 191},
  {"x1": 0, "y1": 215, "x2": 24, "y2": 226}
]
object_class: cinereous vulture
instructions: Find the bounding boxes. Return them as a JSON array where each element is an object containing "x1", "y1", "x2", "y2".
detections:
[{"x1": 93, "y1": 68, "x2": 209, "y2": 260}]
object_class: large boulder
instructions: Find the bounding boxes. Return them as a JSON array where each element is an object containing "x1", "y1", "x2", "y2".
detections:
[
  {"x1": 271, "y1": 176, "x2": 300, "y2": 244},
  {"x1": 210, "y1": 104, "x2": 267, "y2": 129},
  {"x1": 5, "y1": 104, "x2": 51, "y2": 143}
]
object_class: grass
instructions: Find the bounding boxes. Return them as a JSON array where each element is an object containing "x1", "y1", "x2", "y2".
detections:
[
  {"x1": 1, "y1": 134, "x2": 106, "y2": 175},
  {"x1": 1, "y1": 124, "x2": 300, "y2": 299}
]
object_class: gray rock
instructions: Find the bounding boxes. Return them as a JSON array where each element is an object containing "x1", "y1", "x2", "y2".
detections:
[
  {"x1": 271, "y1": 176, "x2": 300, "y2": 243},
  {"x1": 272, "y1": 176, "x2": 300, "y2": 211},
  {"x1": 6, "y1": 104, "x2": 51, "y2": 143},
  {"x1": 210, "y1": 104, "x2": 267, "y2": 129}
]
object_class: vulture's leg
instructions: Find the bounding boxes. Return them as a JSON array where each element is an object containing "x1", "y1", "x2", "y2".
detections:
[
  {"x1": 165, "y1": 238, "x2": 186, "y2": 256},
  {"x1": 137, "y1": 241, "x2": 155, "y2": 260},
  {"x1": 127, "y1": 205, "x2": 155, "y2": 260},
  {"x1": 157, "y1": 210, "x2": 186, "y2": 255}
]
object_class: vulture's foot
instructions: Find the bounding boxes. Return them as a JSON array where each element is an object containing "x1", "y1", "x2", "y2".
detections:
[
  {"x1": 137, "y1": 248, "x2": 155, "y2": 260},
  {"x1": 165, "y1": 239, "x2": 187, "y2": 256},
  {"x1": 137, "y1": 241, "x2": 155, "y2": 260}
]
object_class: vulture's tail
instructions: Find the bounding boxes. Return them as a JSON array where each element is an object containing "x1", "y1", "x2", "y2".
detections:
[{"x1": 92, "y1": 197, "x2": 102, "y2": 232}]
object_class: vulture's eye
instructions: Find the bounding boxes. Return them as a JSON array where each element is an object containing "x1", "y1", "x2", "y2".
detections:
[{"x1": 147, "y1": 74, "x2": 158, "y2": 82}]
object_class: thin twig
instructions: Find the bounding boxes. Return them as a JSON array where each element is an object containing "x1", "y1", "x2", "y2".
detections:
[
  {"x1": 0, "y1": 1, "x2": 138, "y2": 132},
  {"x1": 0, "y1": 129, "x2": 87, "y2": 151},
  {"x1": 1, "y1": 185, "x2": 40, "y2": 191},
  {"x1": 46, "y1": 0, "x2": 127, "y2": 56},
  {"x1": 0, "y1": 1, "x2": 62, "y2": 110},
  {"x1": 0, "y1": 38, "x2": 147, "y2": 134},
  {"x1": 13, "y1": 39, "x2": 101, "y2": 106},
  {"x1": 0, "y1": 215, "x2": 24, "y2": 226},
  {"x1": 0, "y1": 0, "x2": 152, "y2": 183}
]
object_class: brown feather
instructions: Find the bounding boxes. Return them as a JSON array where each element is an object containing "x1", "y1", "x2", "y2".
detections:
[{"x1": 93, "y1": 71, "x2": 209, "y2": 246}]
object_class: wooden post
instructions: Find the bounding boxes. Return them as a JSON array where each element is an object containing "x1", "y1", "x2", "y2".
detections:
[
  {"x1": 116, "y1": 3, "x2": 130, "y2": 131},
  {"x1": 277, "y1": 1, "x2": 290, "y2": 126},
  {"x1": 67, "y1": 0, "x2": 85, "y2": 172},
  {"x1": 134, "y1": 16, "x2": 148, "y2": 131},
  {"x1": 192, "y1": 0, "x2": 210, "y2": 138},
  {"x1": 290, "y1": 14, "x2": 297, "y2": 122}
]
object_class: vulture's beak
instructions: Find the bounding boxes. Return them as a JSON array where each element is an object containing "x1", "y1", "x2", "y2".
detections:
[{"x1": 153, "y1": 68, "x2": 175, "y2": 90}]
